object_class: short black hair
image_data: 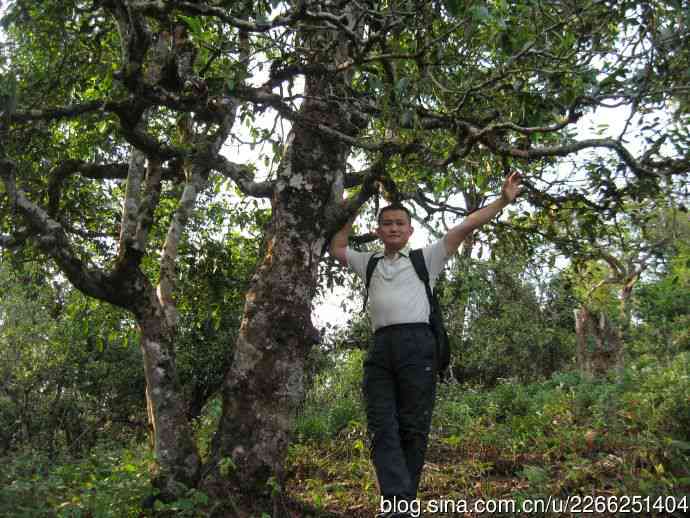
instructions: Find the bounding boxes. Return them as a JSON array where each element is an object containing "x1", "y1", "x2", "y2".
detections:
[{"x1": 377, "y1": 203, "x2": 412, "y2": 225}]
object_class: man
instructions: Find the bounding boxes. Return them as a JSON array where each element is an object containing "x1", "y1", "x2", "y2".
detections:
[{"x1": 329, "y1": 172, "x2": 521, "y2": 518}]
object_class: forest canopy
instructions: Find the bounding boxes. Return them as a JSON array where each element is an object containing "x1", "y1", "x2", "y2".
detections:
[{"x1": 0, "y1": 0, "x2": 688, "y2": 513}]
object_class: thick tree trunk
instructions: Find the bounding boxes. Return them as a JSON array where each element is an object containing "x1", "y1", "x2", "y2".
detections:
[
  {"x1": 575, "y1": 271, "x2": 640, "y2": 377},
  {"x1": 211, "y1": 89, "x2": 351, "y2": 494},
  {"x1": 138, "y1": 296, "x2": 201, "y2": 496}
]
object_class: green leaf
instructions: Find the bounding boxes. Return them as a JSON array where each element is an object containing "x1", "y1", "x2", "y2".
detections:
[
  {"x1": 179, "y1": 15, "x2": 202, "y2": 37},
  {"x1": 175, "y1": 499, "x2": 194, "y2": 510},
  {"x1": 668, "y1": 440, "x2": 690, "y2": 451},
  {"x1": 395, "y1": 77, "x2": 410, "y2": 98},
  {"x1": 369, "y1": 75, "x2": 384, "y2": 93}
]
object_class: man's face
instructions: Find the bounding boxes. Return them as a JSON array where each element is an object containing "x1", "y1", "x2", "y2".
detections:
[{"x1": 376, "y1": 209, "x2": 413, "y2": 252}]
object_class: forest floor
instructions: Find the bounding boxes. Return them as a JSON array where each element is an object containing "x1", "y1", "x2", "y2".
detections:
[
  {"x1": 2, "y1": 356, "x2": 689, "y2": 517},
  {"x1": 286, "y1": 425, "x2": 690, "y2": 517},
  {"x1": 286, "y1": 358, "x2": 690, "y2": 518}
]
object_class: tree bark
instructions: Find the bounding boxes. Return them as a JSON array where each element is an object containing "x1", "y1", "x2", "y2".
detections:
[
  {"x1": 574, "y1": 306, "x2": 622, "y2": 376},
  {"x1": 211, "y1": 78, "x2": 354, "y2": 494},
  {"x1": 138, "y1": 295, "x2": 201, "y2": 496}
]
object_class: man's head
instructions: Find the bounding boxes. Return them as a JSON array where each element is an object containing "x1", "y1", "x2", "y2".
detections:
[{"x1": 376, "y1": 203, "x2": 413, "y2": 253}]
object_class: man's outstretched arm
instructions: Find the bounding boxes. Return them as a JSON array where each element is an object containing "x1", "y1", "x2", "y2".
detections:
[
  {"x1": 329, "y1": 215, "x2": 355, "y2": 265},
  {"x1": 445, "y1": 172, "x2": 522, "y2": 255}
]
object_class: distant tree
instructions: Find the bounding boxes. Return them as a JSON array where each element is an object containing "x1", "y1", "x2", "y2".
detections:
[
  {"x1": 633, "y1": 209, "x2": 690, "y2": 356},
  {"x1": 451, "y1": 250, "x2": 576, "y2": 385},
  {"x1": 0, "y1": 259, "x2": 144, "y2": 455},
  {"x1": 568, "y1": 203, "x2": 686, "y2": 374}
]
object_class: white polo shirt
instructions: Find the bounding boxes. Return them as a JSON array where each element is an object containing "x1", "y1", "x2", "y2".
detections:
[{"x1": 346, "y1": 238, "x2": 450, "y2": 331}]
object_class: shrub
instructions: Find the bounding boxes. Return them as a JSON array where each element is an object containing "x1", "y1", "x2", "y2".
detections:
[{"x1": 295, "y1": 349, "x2": 366, "y2": 441}]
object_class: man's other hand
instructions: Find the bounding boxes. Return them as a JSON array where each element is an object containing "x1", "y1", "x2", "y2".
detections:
[{"x1": 500, "y1": 171, "x2": 522, "y2": 204}]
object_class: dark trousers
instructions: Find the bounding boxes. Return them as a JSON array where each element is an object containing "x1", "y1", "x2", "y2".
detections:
[{"x1": 363, "y1": 323, "x2": 437, "y2": 501}]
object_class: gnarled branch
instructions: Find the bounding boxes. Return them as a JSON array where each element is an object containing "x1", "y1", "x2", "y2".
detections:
[
  {"x1": 211, "y1": 156, "x2": 273, "y2": 198},
  {"x1": 0, "y1": 159, "x2": 137, "y2": 309}
]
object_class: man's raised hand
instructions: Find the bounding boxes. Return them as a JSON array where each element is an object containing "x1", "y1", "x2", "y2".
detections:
[{"x1": 500, "y1": 171, "x2": 522, "y2": 204}]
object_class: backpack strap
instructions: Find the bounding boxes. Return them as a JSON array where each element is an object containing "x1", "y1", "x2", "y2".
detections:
[
  {"x1": 409, "y1": 249, "x2": 433, "y2": 307},
  {"x1": 411, "y1": 248, "x2": 449, "y2": 378},
  {"x1": 363, "y1": 254, "x2": 383, "y2": 311}
]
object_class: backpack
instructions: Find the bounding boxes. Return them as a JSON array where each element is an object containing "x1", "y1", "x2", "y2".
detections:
[{"x1": 364, "y1": 249, "x2": 451, "y2": 380}]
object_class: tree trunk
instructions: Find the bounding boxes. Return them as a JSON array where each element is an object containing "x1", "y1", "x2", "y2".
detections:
[
  {"x1": 449, "y1": 187, "x2": 483, "y2": 382},
  {"x1": 211, "y1": 80, "x2": 352, "y2": 495},
  {"x1": 138, "y1": 295, "x2": 201, "y2": 496},
  {"x1": 617, "y1": 273, "x2": 640, "y2": 369},
  {"x1": 575, "y1": 270, "x2": 641, "y2": 377},
  {"x1": 574, "y1": 306, "x2": 589, "y2": 373},
  {"x1": 574, "y1": 306, "x2": 622, "y2": 376}
]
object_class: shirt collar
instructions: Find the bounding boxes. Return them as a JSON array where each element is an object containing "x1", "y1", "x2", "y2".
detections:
[{"x1": 374, "y1": 246, "x2": 411, "y2": 260}]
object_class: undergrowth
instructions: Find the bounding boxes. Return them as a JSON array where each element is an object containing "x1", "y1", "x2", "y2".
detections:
[
  {"x1": 288, "y1": 350, "x2": 690, "y2": 517},
  {"x1": 0, "y1": 439, "x2": 155, "y2": 517},
  {"x1": 2, "y1": 351, "x2": 688, "y2": 516}
]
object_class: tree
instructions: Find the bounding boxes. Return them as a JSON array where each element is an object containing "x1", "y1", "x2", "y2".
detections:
[
  {"x1": 0, "y1": 258, "x2": 146, "y2": 455},
  {"x1": 450, "y1": 249, "x2": 576, "y2": 385},
  {"x1": 1, "y1": 0, "x2": 689, "y2": 509},
  {"x1": 634, "y1": 226, "x2": 690, "y2": 357},
  {"x1": 565, "y1": 201, "x2": 685, "y2": 374}
]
